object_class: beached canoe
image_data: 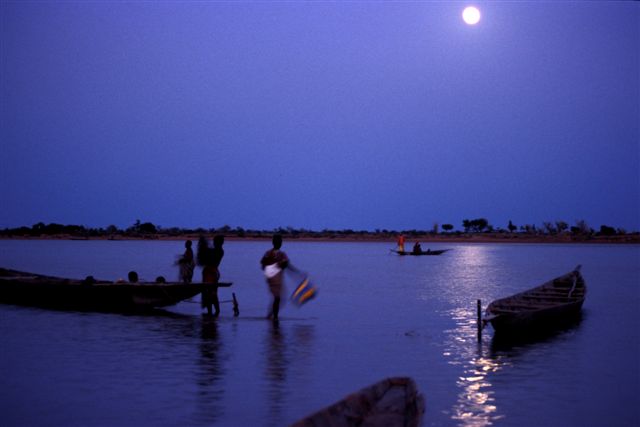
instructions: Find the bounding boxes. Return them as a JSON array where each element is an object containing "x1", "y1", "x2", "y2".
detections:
[
  {"x1": 484, "y1": 265, "x2": 586, "y2": 335},
  {"x1": 391, "y1": 249, "x2": 450, "y2": 256},
  {"x1": 0, "y1": 268, "x2": 231, "y2": 313},
  {"x1": 290, "y1": 376, "x2": 425, "y2": 427}
]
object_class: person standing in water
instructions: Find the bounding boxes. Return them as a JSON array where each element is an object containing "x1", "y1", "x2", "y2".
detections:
[
  {"x1": 260, "y1": 234, "x2": 289, "y2": 321},
  {"x1": 197, "y1": 235, "x2": 225, "y2": 316},
  {"x1": 178, "y1": 240, "x2": 195, "y2": 283}
]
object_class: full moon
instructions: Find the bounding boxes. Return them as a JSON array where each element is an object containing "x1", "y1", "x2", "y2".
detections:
[{"x1": 462, "y1": 6, "x2": 481, "y2": 25}]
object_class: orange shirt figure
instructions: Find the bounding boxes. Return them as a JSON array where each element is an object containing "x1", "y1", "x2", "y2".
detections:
[{"x1": 397, "y1": 235, "x2": 405, "y2": 252}]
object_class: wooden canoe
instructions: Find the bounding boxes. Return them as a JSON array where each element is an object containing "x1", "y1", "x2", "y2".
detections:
[
  {"x1": 0, "y1": 268, "x2": 231, "y2": 313},
  {"x1": 391, "y1": 249, "x2": 450, "y2": 256},
  {"x1": 290, "y1": 377, "x2": 425, "y2": 427},
  {"x1": 484, "y1": 265, "x2": 586, "y2": 335}
]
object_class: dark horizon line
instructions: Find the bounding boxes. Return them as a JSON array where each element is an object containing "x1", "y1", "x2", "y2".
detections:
[{"x1": 1, "y1": 220, "x2": 638, "y2": 236}]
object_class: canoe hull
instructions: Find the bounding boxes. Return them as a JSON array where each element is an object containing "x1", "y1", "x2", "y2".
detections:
[
  {"x1": 391, "y1": 249, "x2": 449, "y2": 256},
  {"x1": 290, "y1": 377, "x2": 424, "y2": 427},
  {"x1": 0, "y1": 268, "x2": 216, "y2": 313},
  {"x1": 488, "y1": 299, "x2": 585, "y2": 336},
  {"x1": 485, "y1": 266, "x2": 586, "y2": 336}
]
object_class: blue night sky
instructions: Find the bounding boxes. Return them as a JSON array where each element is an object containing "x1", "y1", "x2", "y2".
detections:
[{"x1": 1, "y1": 2, "x2": 638, "y2": 232}]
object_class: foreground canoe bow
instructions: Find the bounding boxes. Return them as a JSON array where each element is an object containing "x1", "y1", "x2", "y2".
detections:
[
  {"x1": 391, "y1": 249, "x2": 450, "y2": 256},
  {"x1": 0, "y1": 268, "x2": 230, "y2": 313},
  {"x1": 484, "y1": 265, "x2": 586, "y2": 335},
  {"x1": 290, "y1": 377, "x2": 425, "y2": 427}
]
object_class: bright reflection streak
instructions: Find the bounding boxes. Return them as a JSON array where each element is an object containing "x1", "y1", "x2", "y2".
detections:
[
  {"x1": 442, "y1": 304, "x2": 507, "y2": 426},
  {"x1": 451, "y1": 355, "x2": 502, "y2": 426}
]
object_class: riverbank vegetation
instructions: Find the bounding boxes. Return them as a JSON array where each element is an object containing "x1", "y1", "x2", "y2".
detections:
[{"x1": 1, "y1": 219, "x2": 638, "y2": 243}]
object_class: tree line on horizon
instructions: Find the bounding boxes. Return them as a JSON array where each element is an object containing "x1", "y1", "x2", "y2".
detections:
[{"x1": 0, "y1": 218, "x2": 635, "y2": 238}]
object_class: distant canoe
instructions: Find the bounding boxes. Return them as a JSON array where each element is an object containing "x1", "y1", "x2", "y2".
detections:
[
  {"x1": 484, "y1": 265, "x2": 586, "y2": 335},
  {"x1": 0, "y1": 268, "x2": 231, "y2": 313},
  {"x1": 290, "y1": 377, "x2": 425, "y2": 427},
  {"x1": 391, "y1": 249, "x2": 450, "y2": 256}
]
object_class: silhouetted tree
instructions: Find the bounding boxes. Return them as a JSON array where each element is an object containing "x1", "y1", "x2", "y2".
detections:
[
  {"x1": 106, "y1": 225, "x2": 120, "y2": 235},
  {"x1": 542, "y1": 222, "x2": 556, "y2": 235},
  {"x1": 508, "y1": 220, "x2": 517, "y2": 233},
  {"x1": 555, "y1": 221, "x2": 568, "y2": 234},
  {"x1": 599, "y1": 225, "x2": 616, "y2": 236},
  {"x1": 32, "y1": 222, "x2": 46, "y2": 234},
  {"x1": 574, "y1": 219, "x2": 591, "y2": 235},
  {"x1": 442, "y1": 224, "x2": 454, "y2": 232},
  {"x1": 138, "y1": 222, "x2": 157, "y2": 234},
  {"x1": 462, "y1": 218, "x2": 489, "y2": 233}
]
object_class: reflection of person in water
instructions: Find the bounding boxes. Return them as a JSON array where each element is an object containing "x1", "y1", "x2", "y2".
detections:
[
  {"x1": 260, "y1": 234, "x2": 289, "y2": 321},
  {"x1": 262, "y1": 322, "x2": 316, "y2": 427},
  {"x1": 264, "y1": 321, "x2": 287, "y2": 427},
  {"x1": 196, "y1": 319, "x2": 225, "y2": 424},
  {"x1": 198, "y1": 235, "x2": 225, "y2": 316}
]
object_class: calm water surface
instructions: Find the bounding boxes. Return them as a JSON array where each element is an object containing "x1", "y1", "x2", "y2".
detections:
[{"x1": 1, "y1": 240, "x2": 639, "y2": 426}]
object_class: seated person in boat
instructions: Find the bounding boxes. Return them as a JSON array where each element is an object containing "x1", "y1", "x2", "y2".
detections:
[
  {"x1": 128, "y1": 271, "x2": 139, "y2": 283},
  {"x1": 412, "y1": 242, "x2": 422, "y2": 254}
]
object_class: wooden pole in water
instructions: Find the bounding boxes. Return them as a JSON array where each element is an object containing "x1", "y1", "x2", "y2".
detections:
[
  {"x1": 232, "y1": 292, "x2": 239, "y2": 316},
  {"x1": 477, "y1": 299, "x2": 482, "y2": 342}
]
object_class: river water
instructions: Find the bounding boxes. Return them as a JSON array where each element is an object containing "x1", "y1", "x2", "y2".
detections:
[{"x1": 1, "y1": 240, "x2": 638, "y2": 426}]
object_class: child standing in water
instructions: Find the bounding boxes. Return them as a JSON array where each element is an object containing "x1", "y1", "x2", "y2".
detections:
[{"x1": 178, "y1": 240, "x2": 195, "y2": 283}]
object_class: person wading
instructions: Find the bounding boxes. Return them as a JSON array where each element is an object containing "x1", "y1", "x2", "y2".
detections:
[
  {"x1": 197, "y1": 235, "x2": 225, "y2": 316},
  {"x1": 178, "y1": 240, "x2": 195, "y2": 283},
  {"x1": 260, "y1": 234, "x2": 289, "y2": 321}
]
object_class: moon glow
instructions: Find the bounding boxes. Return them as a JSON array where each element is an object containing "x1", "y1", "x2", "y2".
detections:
[{"x1": 462, "y1": 6, "x2": 481, "y2": 25}]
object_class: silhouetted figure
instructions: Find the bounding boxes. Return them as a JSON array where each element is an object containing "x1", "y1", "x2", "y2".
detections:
[
  {"x1": 412, "y1": 242, "x2": 422, "y2": 254},
  {"x1": 261, "y1": 234, "x2": 289, "y2": 321},
  {"x1": 178, "y1": 240, "x2": 195, "y2": 283},
  {"x1": 128, "y1": 271, "x2": 139, "y2": 283},
  {"x1": 198, "y1": 235, "x2": 225, "y2": 316}
]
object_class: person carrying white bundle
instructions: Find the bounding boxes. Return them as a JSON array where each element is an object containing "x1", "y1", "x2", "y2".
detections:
[{"x1": 260, "y1": 234, "x2": 289, "y2": 321}]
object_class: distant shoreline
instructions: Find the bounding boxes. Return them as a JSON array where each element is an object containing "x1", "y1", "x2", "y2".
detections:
[{"x1": 1, "y1": 234, "x2": 638, "y2": 244}]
